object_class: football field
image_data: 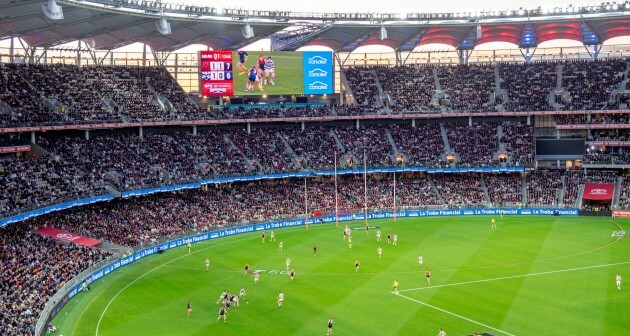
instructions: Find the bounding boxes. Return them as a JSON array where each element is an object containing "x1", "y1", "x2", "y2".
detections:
[{"x1": 52, "y1": 216, "x2": 630, "y2": 335}]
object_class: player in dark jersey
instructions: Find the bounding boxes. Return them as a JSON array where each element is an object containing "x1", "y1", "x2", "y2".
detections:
[
  {"x1": 426, "y1": 269, "x2": 431, "y2": 284},
  {"x1": 245, "y1": 66, "x2": 257, "y2": 92},
  {"x1": 217, "y1": 305, "x2": 227, "y2": 322},
  {"x1": 237, "y1": 50, "x2": 249, "y2": 75},
  {"x1": 290, "y1": 269, "x2": 295, "y2": 281},
  {"x1": 313, "y1": 244, "x2": 317, "y2": 256},
  {"x1": 244, "y1": 263, "x2": 250, "y2": 276},
  {"x1": 355, "y1": 259, "x2": 360, "y2": 272},
  {"x1": 187, "y1": 300, "x2": 192, "y2": 316},
  {"x1": 327, "y1": 316, "x2": 334, "y2": 335},
  {"x1": 258, "y1": 55, "x2": 266, "y2": 72}
]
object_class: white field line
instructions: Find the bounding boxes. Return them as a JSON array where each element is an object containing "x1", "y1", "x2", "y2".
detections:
[
  {"x1": 95, "y1": 224, "x2": 328, "y2": 335},
  {"x1": 95, "y1": 235, "x2": 251, "y2": 336},
  {"x1": 394, "y1": 292, "x2": 517, "y2": 336},
  {"x1": 398, "y1": 261, "x2": 630, "y2": 293}
]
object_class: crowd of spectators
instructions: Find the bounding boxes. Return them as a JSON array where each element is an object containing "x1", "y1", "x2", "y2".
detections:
[
  {"x1": 334, "y1": 126, "x2": 393, "y2": 167},
  {"x1": 583, "y1": 148, "x2": 630, "y2": 164},
  {"x1": 85, "y1": 66, "x2": 167, "y2": 121},
  {"x1": 556, "y1": 113, "x2": 629, "y2": 125},
  {"x1": 0, "y1": 153, "x2": 102, "y2": 216},
  {"x1": 436, "y1": 63, "x2": 496, "y2": 112},
  {"x1": 498, "y1": 62, "x2": 556, "y2": 112},
  {"x1": 559, "y1": 59, "x2": 626, "y2": 111},
  {"x1": 0, "y1": 220, "x2": 111, "y2": 335},
  {"x1": 501, "y1": 122, "x2": 535, "y2": 166},
  {"x1": 38, "y1": 134, "x2": 166, "y2": 191},
  {"x1": 589, "y1": 129, "x2": 630, "y2": 142},
  {"x1": 527, "y1": 170, "x2": 562, "y2": 207},
  {"x1": 2, "y1": 60, "x2": 629, "y2": 128},
  {"x1": 446, "y1": 122, "x2": 499, "y2": 166},
  {"x1": 281, "y1": 127, "x2": 339, "y2": 170},
  {"x1": 374, "y1": 64, "x2": 436, "y2": 113},
  {"x1": 432, "y1": 174, "x2": 488, "y2": 207},
  {"x1": 0, "y1": 64, "x2": 65, "y2": 126},
  {"x1": 619, "y1": 172, "x2": 630, "y2": 209},
  {"x1": 15, "y1": 64, "x2": 121, "y2": 123},
  {"x1": 344, "y1": 67, "x2": 380, "y2": 110},
  {"x1": 229, "y1": 128, "x2": 299, "y2": 173},
  {"x1": 485, "y1": 174, "x2": 523, "y2": 206},
  {"x1": 388, "y1": 124, "x2": 445, "y2": 166}
]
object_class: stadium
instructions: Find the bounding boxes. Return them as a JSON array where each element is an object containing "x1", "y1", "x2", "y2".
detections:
[{"x1": 1, "y1": 0, "x2": 630, "y2": 335}]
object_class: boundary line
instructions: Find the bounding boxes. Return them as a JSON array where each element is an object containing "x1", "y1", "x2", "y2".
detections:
[
  {"x1": 95, "y1": 235, "x2": 251, "y2": 336},
  {"x1": 398, "y1": 261, "x2": 630, "y2": 293},
  {"x1": 94, "y1": 224, "x2": 331, "y2": 335},
  {"x1": 394, "y1": 293, "x2": 516, "y2": 336}
]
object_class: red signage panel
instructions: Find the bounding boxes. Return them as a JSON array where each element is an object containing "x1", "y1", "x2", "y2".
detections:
[
  {"x1": 35, "y1": 227, "x2": 101, "y2": 246},
  {"x1": 582, "y1": 183, "x2": 615, "y2": 200},
  {"x1": 0, "y1": 145, "x2": 30, "y2": 153},
  {"x1": 612, "y1": 210, "x2": 630, "y2": 218}
]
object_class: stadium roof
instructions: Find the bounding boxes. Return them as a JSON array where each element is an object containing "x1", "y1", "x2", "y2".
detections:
[{"x1": 0, "y1": 0, "x2": 629, "y2": 52}]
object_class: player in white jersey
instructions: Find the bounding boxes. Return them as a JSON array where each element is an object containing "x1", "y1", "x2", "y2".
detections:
[
  {"x1": 270, "y1": 230, "x2": 276, "y2": 241},
  {"x1": 418, "y1": 255, "x2": 423, "y2": 267},
  {"x1": 393, "y1": 234, "x2": 398, "y2": 246},
  {"x1": 205, "y1": 258, "x2": 210, "y2": 270},
  {"x1": 217, "y1": 290, "x2": 227, "y2": 304},
  {"x1": 254, "y1": 272, "x2": 260, "y2": 284},
  {"x1": 278, "y1": 241, "x2": 284, "y2": 252},
  {"x1": 376, "y1": 230, "x2": 381, "y2": 242},
  {"x1": 277, "y1": 291, "x2": 285, "y2": 307},
  {"x1": 616, "y1": 274, "x2": 622, "y2": 290},
  {"x1": 264, "y1": 56, "x2": 275, "y2": 85},
  {"x1": 285, "y1": 258, "x2": 291, "y2": 270},
  {"x1": 377, "y1": 246, "x2": 382, "y2": 258},
  {"x1": 239, "y1": 287, "x2": 246, "y2": 298},
  {"x1": 438, "y1": 328, "x2": 446, "y2": 336}
]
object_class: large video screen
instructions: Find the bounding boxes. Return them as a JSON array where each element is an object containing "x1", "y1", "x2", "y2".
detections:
[{"x1": 199, "y1": 50, "x2": 333, "y2": 96}]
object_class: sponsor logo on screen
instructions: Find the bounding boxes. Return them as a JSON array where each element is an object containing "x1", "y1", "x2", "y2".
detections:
[
  {"x1": 308, "y1": 81, "x2": 328, "y2": 90},
  {"x1": 308, "y1": 68, "x2": 328, "y2": 77},
  {"x1": 307, "y1": 55, "x2": 328, "y2": 65}
]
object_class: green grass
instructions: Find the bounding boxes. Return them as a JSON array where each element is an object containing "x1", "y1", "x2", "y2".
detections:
[
  {"x1": 232, "y1": 51, "x2": 303, "y2": 96},
  {"x1": 52, "y1": 216, "x2": 630, "y2": 335}
]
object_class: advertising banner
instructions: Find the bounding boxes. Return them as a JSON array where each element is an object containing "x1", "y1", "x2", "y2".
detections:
[
  {"x1": 582, "y1": 183, "x2": 615, "y2": 200},
  {"x1": 0, "y1": 145, "x2": 30, "y2": 153},
  {"x1": 303, "y1": 51, "x2": 334, "y2": 94},
  {"x1": 612, "y1": 210, "x2": 630, "y2": 218},
  {"x1": 35, "y1": 227, "x2": 101, "y2": 246}
]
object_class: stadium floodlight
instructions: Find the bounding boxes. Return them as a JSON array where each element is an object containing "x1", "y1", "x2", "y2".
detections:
[
  {"x1": 42, "y1": 0, "x2": 64, "y2": 20},
  {"x1": 242, "y1": 22, "x2": 255, "y2": 38},
  {"x1": 380, "y1": 25, "x2": 387, "y2": 40},
  {"x1": 156, "y1": 10, "x2": 172, "y2": 35}
]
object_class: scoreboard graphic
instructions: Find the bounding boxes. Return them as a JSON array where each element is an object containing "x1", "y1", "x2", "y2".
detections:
[
  {"x1": 199, "y1": 50, "x2": 333, "y2": 96},
  {"x1": 199, "y1": 51, "x2": 234, "y2": 96}
]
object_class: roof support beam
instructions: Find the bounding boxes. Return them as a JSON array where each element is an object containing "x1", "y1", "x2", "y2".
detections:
[
  {"x1": 583, "y1": 44, "x2": 603, "y2": 60},
  {"x1": 519, "y1": 47, "x2": 537, "y2": 63}
]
